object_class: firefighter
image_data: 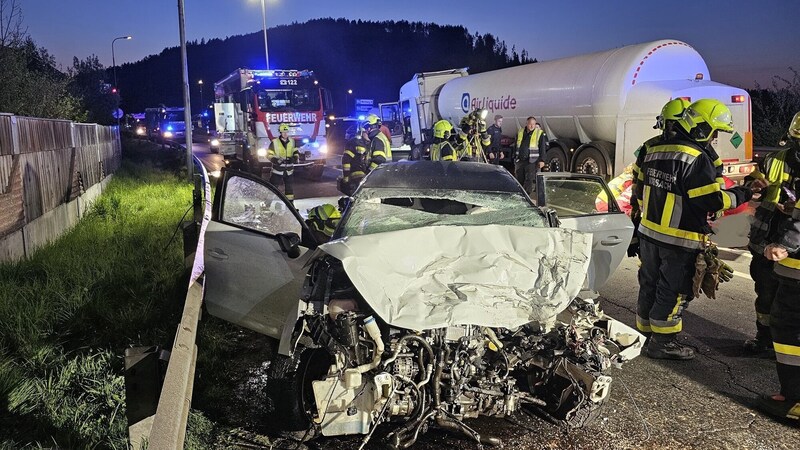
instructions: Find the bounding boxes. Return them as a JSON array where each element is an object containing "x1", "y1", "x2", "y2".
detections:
[
  {"x1": 430, "y1": 120, "x2": 458, "y2": 162},
  {"x1": 340, "y1": 122, "x2": 369, "y2": 196},
  {"x1": 268, "y1": 123, "x2": 300, "y2": 202},
  {"x1": 364, "y1": 114, "x2": 392, "y2": 172},
  {"x1": 306, "y1": 204, "x2": 342, "y2": 244},
  {"x1": 458, "y1": 109, "x2": 491, "y2": 161},
  {"x1": 514, "y1": 116, "x2": 547, "y2": 195},
  {"x1": 636, "y1": 99, "x2": 752, "y2": 359},
  {"x1": 758, "y1": 112, "x2": 800, "y2": 421},
  {"x1": 743, "y1": 115, "x2": 800, "y2": 353},
  {"x1": 630, "y1": 98, "x2": 691, "y2": 256}
]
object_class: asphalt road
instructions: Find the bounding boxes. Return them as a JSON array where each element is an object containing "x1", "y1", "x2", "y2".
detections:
[{"x1": 193, "y1": 149, "x2": 799, "y2": 449}]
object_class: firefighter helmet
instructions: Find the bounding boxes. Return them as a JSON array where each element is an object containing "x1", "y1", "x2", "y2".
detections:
[
  {"x1": 279, "y1": 123, "x2": 290, "y2": 133},
  {"x1": 365, "y1": 114, "x2": 381, "y2": 127},
  {"x1": 306, "y1": 204, "x2": 341, "y2": 236},
  {"x1": 789, "y1": 111, "x2": 800, "y2": 139},
  {"x1": 654, "y1": 98, "x2": 691, "y2": 130},
  {"x1": 679, "y1": 99, "x2": 734, "y2": 142},
  {"x1": 433, "y1": 120, "x2": 453, "y2": 139}
]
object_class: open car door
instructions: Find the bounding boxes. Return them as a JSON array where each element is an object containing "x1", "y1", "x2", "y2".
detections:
[
  {"x1": 537, "y1": 172, "x2": 634, "y2": 291},
  {"x1": 204, "y1": 168, "x2": 316, "y2": 342}
]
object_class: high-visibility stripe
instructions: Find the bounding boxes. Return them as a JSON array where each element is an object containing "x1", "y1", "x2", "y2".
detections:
[
  {"x1": 688, "y1": 183, "x2": 721, "y2": 198},
  {"x1": 721, "y1": 191, "x2": 735, "y2": 210},
  {"x1": 636, "y1": 316, "x2": 652, "y2": 333},
  {"x1": 774, "y1": 342, "x2": 800, "y2": 357},
  {"x1": 713, "y1": 158, "x2": 723, "y2": 167},
  {"x1": 667, "y1": 295, "x2": 683, "y2": 322},
  {"x1": 649, "y1": 145, "x2": 702, "y2": 157},
  {"x1": 661, "y1": 192, "x2": 675, "y2": 228},
  {"x1": 644, "y1": 151, "x2": 696, "y2": 164},
  {"x1": 788, "y1": 403, "x2": 800, "y2": 419},
  {"x1": 640, "y1": 217, "x2": 706, "y2": 243},
  {"x1": 638, "y1": 224, "x2": 705, "y2": 250},
  {"x1": 651, "y1": 321, "x2": 682, "y2": 334},
  {"x1": 715, "y1": 177, "x2": 725, "y2": 187},
  {"x1": 778, "y1": 257, "x2": 800, "y2": 269},
  {"x1": 774, "y1": 262, "x2": 800, "y2": 280}
]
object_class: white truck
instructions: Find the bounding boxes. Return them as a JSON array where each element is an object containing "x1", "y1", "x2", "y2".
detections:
[
  {"x1": 384, "y1": 39, "x2": 755, "y2": 179},
  {"x1": 213, "y1": 69, "x2": 333, "y2": 180}
]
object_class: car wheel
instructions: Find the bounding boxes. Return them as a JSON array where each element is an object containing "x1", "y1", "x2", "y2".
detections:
[{"x1": 265, "y1": 348, "x2": 332, "y2": 432}]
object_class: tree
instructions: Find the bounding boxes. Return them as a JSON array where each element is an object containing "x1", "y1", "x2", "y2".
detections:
[
  {"x1": 750, "y1": 68, "x2": 800, "y2": 146},
  {"x1": 69, "y1": 55, "x2": 118, "y2": 125},
  {"x1": 0, "y1": 0, "x2": 25, "y2": 48}
]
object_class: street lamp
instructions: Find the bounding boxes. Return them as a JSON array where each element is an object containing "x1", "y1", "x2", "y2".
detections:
[
  {"x1": 257, "y1": 0, "x2": 269, "y2": 69},
  {"x1": 198, "y1": 80, "x2": 204, "y2": 112},
  {"x1": 111, "y1": 35, "x2": 132, "y2": 88},
  {"x1": 347, "y1": 89, "x2": 353, "y2": 116}
]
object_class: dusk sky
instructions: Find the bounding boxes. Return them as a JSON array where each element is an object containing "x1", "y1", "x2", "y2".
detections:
[{"x1": 21, "y1": 0, "x2": 800, "y2": 89}]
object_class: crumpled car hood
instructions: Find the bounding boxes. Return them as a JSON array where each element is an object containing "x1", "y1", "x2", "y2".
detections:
[{"x1": 320, "y1": 225, "x2": 591, "y2": 330}]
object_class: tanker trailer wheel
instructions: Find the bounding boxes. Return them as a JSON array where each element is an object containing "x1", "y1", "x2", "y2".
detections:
[
  {"x1": 545, "y1": 147, "x2": 568, "y2": 172},
  {"x1": 573, "y1": 146, "x2": 609, "y2": 179}
]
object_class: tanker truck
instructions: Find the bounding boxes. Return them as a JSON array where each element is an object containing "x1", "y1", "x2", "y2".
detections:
[{"x1": 384, "y1": 39, "x2": 755, "y2": 180}]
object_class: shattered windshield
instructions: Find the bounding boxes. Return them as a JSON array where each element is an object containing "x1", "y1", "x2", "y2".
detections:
[{"x1": 339, "y1": 188, "x2": 547, "y2": 237}]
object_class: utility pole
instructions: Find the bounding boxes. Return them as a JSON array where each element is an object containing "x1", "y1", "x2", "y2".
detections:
[{"x1": 178, "y1": 0, "x2": 193, "y2": 180}]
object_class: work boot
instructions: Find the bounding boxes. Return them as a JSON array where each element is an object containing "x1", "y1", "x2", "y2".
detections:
[
  {"x1": 743, "y1": 337, "x2": 773, "y2": 354},
  {"x1": 646, "y1": 337, "x2": 695, "y2": 360}
]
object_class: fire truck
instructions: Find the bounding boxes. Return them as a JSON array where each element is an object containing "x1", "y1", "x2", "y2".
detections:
[{"x1": 213, "y1": 69, "x2": 332, "y2": 180}]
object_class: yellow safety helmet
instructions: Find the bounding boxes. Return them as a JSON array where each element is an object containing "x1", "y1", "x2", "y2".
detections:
[
  {"x1": 788, "y1": 111, "x2": 800, "y2": 139},
  {"x1": 365, "y1": 114, "x2": 381, "y2": 127},
  {"x1": 678, "y1": 99, "x2": 734, "y2": 142},
  {"x1": 654, "y1": 98, "x2": 691, "y2": 130},
  {"x1": 433, "y1": 120, "x2": 453, "y2": 139},
  {"x1": 306, "y1": 204, "x2": 342, "y2": 236},
  {"x1": 279, "y1": 123, "x2": 290, "y2": 133}
]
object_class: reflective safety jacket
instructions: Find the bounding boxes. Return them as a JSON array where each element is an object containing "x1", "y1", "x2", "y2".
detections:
[
  {"x1": 515, "y1": 128, "x2": 546, "y2": 162},
  {"x1": 342, "y1": 137, "x2": 368, "y2": 183},
  {"x1": 268, "y1": 137, "x2": 299, "y2": 175},
  {"x1": 638, "y1": 137, "x2": 745, "y2": 251},
  {"x1": 633, "y1": 136, "x2": 725, "y2": 212},
  {"x1": 774, "y1": 200, "x2": 800, "y2": 280},
  {"x1": 748, "y1": 148, "x2": 797, "y2": 255},
  {"x1": 367, "y1": 130, "x2": 392, "y2": 171},
  {"x1": 430, "y1": 140, "x2": 458, "y2": 161}
]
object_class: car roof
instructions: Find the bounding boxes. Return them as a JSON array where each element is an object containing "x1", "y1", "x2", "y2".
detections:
[{"x1": 362, "y1": 161, "x2": 524, "y2": 193}]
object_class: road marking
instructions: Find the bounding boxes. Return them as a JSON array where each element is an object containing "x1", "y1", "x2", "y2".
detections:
[{"x1": 733, "y1": 270, "x2": 753, "y2": 281}]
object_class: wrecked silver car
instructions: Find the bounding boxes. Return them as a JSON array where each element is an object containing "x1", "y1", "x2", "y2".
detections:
[{"x1": 204, "y1": 161, "x2": 641, "y2": 448}]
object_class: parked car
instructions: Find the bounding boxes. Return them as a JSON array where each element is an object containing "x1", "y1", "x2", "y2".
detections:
[{"x1": 204, "y1": 161, "x2": 640, "y2": 448}]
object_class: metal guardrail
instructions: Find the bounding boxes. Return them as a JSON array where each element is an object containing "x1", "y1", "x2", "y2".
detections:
[{"x1": 129, "y1": 152, "x2": 211, "y2": 449}]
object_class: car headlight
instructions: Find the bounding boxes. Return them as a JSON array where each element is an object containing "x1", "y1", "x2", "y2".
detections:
[
  {"x1": 210, "y1": 139, "x2": 220, "y2": 147},
  {"x1": 319, "y1": 144, "x2": 327, "y2": 154},
  {"x1": 257, "y1": 148, "x2": 268, "y2": 157},
  {"x1": 163, "y1": 131, "x2": 173, "y2": 138},
  {"x1": 136, "y1": 127, "x2": 145, "y2": 135}
]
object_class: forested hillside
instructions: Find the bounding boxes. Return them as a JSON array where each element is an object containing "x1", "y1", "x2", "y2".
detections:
[{"x1": 115, "y1": 18, "x2": 535, "y2": 113}]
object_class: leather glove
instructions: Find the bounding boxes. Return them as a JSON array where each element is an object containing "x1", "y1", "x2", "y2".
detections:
[
  {"x1": 692, "y1": 253, "x2": 707, "y2": 299},
  {"x1": 719, "y1": 261, "x2": 734, "y2": 283}
]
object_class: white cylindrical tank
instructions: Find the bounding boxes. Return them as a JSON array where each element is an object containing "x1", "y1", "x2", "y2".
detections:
[{"x1": 436, "y1": 40, "x2": 710, "y2": 143}]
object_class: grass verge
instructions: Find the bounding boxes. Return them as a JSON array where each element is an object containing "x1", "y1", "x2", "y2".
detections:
[{"x1": 0, "y1": 140, "x2": 200, "y2": 448}]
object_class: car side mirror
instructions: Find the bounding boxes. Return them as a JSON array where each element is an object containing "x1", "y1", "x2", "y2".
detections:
[
  {"x1": 540, "y1": 206, "x2": 560, "y2": 227},
  {"x1": 276, "y1": 232, "x2": 302, "y2": 259}
]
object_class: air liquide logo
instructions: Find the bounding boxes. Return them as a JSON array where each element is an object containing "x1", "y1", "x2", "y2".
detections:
[{"x1": 460, "y1": 93, "x2": 471, "y2": 113}]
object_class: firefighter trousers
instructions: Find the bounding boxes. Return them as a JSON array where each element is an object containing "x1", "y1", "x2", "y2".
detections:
[
  {"x1": 270, "y1": 171, "x2": 294, "y2": 201},
  {"x1": 771, "y1": 277, "x2": 800, "y2": 399},
  {"x1": 636, "y1": 238, "x2": 697, "y2": 337},
  {"x1": 750, "y1": 252, "x2": 777, "y2": 340}
]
